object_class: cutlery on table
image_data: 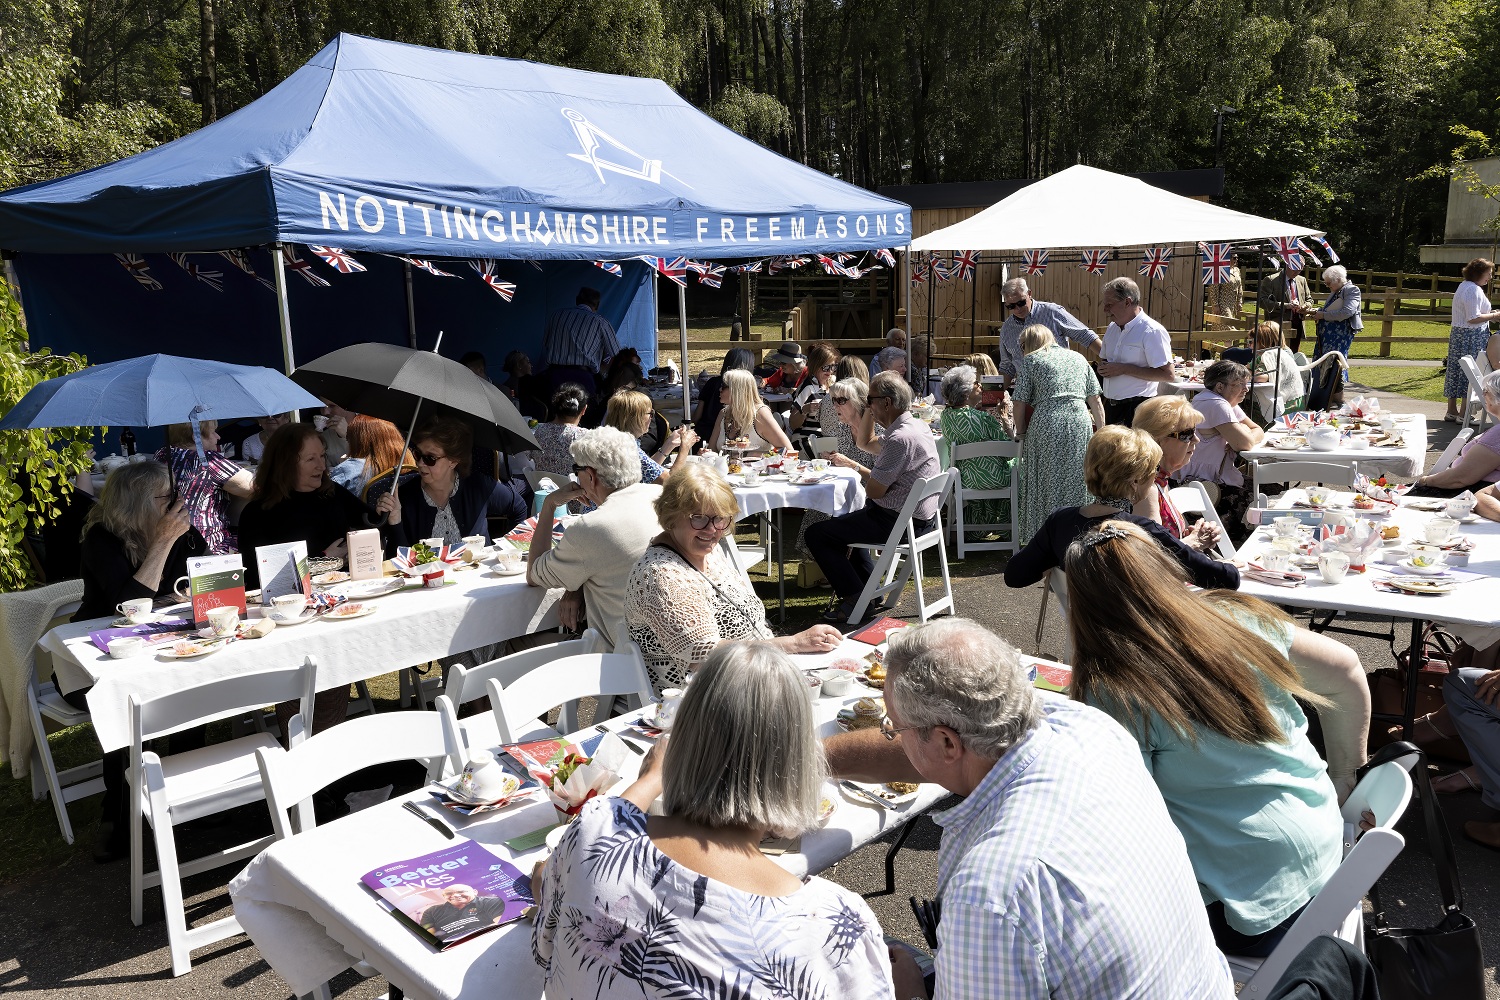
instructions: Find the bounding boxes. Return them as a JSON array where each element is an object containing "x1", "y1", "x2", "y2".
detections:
[
  {"x1": 596, "y1": 723, "x2": 645, "y2": 755},
  {"x1": 839, "y1": 779, "x2": 897, "y2": 811},
  {"x1": 403, "y1": 800, "x2": 455, "y2": 839}
]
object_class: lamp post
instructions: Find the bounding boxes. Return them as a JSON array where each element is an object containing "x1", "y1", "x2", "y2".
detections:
[{"x1": 1213, "y1": 105, "x2": 1237, "y2": 167}]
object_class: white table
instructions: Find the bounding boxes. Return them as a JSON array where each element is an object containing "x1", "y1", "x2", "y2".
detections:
[
  {"x1": 1242, "y1": 413, "x2": 1429, "y2": 479},
  {"x1": 1235, "y1": 487, "x2": 1500, "y2": 733},
  {"x1": 230, "y1": 677, "x2": 947, "y2": 1000},
  {"x1": 1166, "y1": 380, "x2": 1209, "y2": 395},
  {"x1": 39, "y1": 567, "x2": 561, "y2": 753},
  {"x1": 730, "y1": 468, "x2": 864, "y2": 618}
]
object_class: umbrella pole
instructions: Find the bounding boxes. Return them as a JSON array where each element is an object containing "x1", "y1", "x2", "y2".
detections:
[
  {"x1": 272, "y1": 242, "x2": 297, "y2": 377},
  {"x1": 678, "y1": 282, "x2": 690, "y2": 421},
  {"x1": 397, "y1": 330, "x2": 444, "y2": 472}
]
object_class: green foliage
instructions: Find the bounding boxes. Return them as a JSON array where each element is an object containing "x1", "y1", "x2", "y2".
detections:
[
  {"x1": 0, "y1": 283, "x2": 93, "y2": 593},
  {"x1": 709, "y1": 83, "x2": 791, "y2": 144}
]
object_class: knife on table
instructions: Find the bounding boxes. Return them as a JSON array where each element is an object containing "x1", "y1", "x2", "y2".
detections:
[
  {"x1": 403, "y1": 800, "x2": 455, "y2": 839},
  {"x1": 839, "y1": 779, "x2": 898, "y2": 811}
]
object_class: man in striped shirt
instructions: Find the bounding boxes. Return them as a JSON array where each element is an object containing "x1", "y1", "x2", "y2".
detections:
[
  {"x1": 541, "y1": 287, "x2": 621, "y2": 395},
  {"x1": 826, "y1": 619, "x2": 1235, "y2": 1000}
]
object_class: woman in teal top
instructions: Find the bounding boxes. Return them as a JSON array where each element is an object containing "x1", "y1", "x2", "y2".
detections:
[{"x1": 1062, "y1": 520, "x2": 1356, "y2": 957}]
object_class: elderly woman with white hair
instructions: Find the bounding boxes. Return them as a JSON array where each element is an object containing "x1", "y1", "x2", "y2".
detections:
[
  {"x1": 939, "y1": 364, "x2": 1013, "y2": 536},
  {"x1": 871, "y1": 345, "x2": 907, "y2": 377},
  {"x1": 532, "y1": 641, "x2": 895, "y2": 998},
  {"x1": 1414, "y1": 368, "x2": 1500, "y2": 498},
  {"x1": 1012, "y1": 323, "x2": 1105, "y2": 544},
  {"x1": 1307, "y1": 265, "x2": 1362, "y2": 404}
]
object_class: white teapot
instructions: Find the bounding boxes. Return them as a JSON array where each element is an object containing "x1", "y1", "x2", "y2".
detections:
[{"x1": 1307, "y1": 425, "x2": 1341, "y2": 452}]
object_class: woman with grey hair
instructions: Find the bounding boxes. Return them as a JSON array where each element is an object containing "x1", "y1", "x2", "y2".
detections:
[
  {"x1": 872, "y1": 345, "x2": 907, "y2": 376},
  {"x1": 532, "y1": 642, "x2": 894, "y2": 997},
  {"x1": 939, "y1": 365, "x2": 1013, "y2": 538},
  {"x1": 1307, "y1": 265, "x2": 1362, "y2": 404}
]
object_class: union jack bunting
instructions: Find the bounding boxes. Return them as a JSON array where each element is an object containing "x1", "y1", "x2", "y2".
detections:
[
  {"x1": 817, "y1": 254, "x2": 862, "y2": 279},
  {"x1": 684, "y1": 260, "x2": 711, "y2": 275},
  {"x1": 952, "y1": 250, "x2": 979, "y2": 281},
  {"x1": 731, "y1": 261, "x2": 763, "y2": 274},
  {"x1": 784, "y1": 256, "x2": 811, "y2": 269},
  {"x1": 640, "y1": 256, "x2": 688, "y2": 287},
  {"x1": 1023, "y1": 249, "x2": 1049, "y2": 275},
  {"x1": 930, "y1": 258, "x2": 955, "y2": 282},
  {"x1": 909, "y1": 263, "x2": 928, "y2": 285},
  {"x1": 115, "y1": 253, "x2": 162, "y2": 291},
  {"x1": 593, "y1": 261, "x2": 623, "y2": 277},
  {"x1": 469, "y1": 259, "x2": 516, "y2": 301},
  {"x1": 874, "y1": 248, "x2": 896, "y2": 267},
  {"x1": 1311, "y1": 235, "x2": 1340, "y2": 264},
  {"x1": 280, "y1": 246, "x2": 330, "y2": 287},
  {"x1": 397, "y1": 257, "x2": 457, "y2": 277},
  {"x1": 1079, "y1": 249, "x2": 1110, "y2": 274},
  {"x1": 1269, "y1": 237, "x2": 1304, "y2": 271},
  {"x1": 1137, "y1": 247, "x2": 1172, "y2": 281},
  {"x1": 308, "y1": 246, "x2": 367, "y2": 274},
  {"x1": 1294, "y1": 237, "x2": 1321, "y2": 267},
  {"x1": 696, "y1": 264, "x2": 727, "y2": 289},
  {"x1": 217, "y1": 249, "x2": 276, "y2": 291},
  {"x1": 168, "y1": 252, "x2": 224, "y2": 292},
  {"x1": 1199, "y1": 242, "x2": 1234, "y2": 285}
]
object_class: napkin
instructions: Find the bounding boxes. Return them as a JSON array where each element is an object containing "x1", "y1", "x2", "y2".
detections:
[{"x1": 537, "y1": 732, "x2": 630, "y2": 820}]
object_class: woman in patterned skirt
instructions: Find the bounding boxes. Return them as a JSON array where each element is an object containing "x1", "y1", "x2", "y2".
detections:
[
  {"x1": 1308, "y1": 265, "x2": 1362, "y2": 406},
  {"x1": 1012, "y1": 325, "x2": 1104, "y2": 544},
  {"x1": 1444, "y1": 258, "x2": 1499, "y2": 422}
]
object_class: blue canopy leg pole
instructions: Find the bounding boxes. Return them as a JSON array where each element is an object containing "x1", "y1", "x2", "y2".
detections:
[
  {"x1": 404, "y1": 260, "x2": 418, "y2": 348},
  {"x1": 272, "y1": 242, "x2": 297, "y2": 378},
  {"x1": 678, "y1": 283, "x2": 690, "y2": 420}
]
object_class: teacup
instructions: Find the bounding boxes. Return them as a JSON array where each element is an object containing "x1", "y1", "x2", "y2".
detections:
[
  {"x1": 742, "y1": 468, "x2": 760, "y2": 486},
  {"x1": 1378, "y1": 416, "x2": 1399, "y2": 433},
  {"x1": 1445, "y1": 499, "x2": 1475, "y2": 520},
  {"x1": 811, "y1": 458, "x2": 830, "y2": 472},
  {"x1": 462, "y1": 534, "x2": 487, "y2": 553},
  {"x1": 655, "y1": 688, "x2": 685, "y2": 729},
  {"x1": 1273, "y1": 516, "x2": 1301, "y2": 538},
  {"x1": 422, "y1": 537, "x2": 445, "y2": 553},
  {"x1": 1306, "y1": 487, "x2": 1331, "y2": 506},
  {"x1": 206, "y1": 606, "x2": 239, "y2": 636},
  {"x1": 1424, "y1": 517, "x2": 1459, "y2": 544},
  {"x1": 1410, "y1": 545, "x2": 1447, "y2": 569},
  {"x1": 1347, "y1": 437, "x2": 1369, "y2": 451},
  {"x1": 1317, "y1": 551, "x2": 1351, "y2": 584},
  {"x1": 455, "y1": 750, "x2": 519, "y2": 802},
  {"x1": 116, "y1": 598, "x2": 154, "y2": 623},
  {"x1": 271, "y1": 593, "x2": 306, "y2": 620},
  {"x1": 804, "y1": 672, "x2": 823, "y2": 701},
  {"x1": 1261, "y1": 550, "x2": 1291, "y2": 573},
  {"x1": 107, "y1": 637, "x2": 145, "y2": 659},
  {"x1": 312, "y1": 415, "x2": 329, "y2": 431}
]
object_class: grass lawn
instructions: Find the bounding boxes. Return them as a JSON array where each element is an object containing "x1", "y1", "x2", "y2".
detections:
[{"x1": 1348, "y1": 365, "x2": 1447, "y2": 403}]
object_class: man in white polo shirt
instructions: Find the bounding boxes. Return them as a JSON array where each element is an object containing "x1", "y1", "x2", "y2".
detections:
[{"x1": 1098, "y1": 276, "x2": 1174, "y2": 426}]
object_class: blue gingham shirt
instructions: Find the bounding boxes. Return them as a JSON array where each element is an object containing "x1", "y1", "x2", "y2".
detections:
[
  {"x1": 995, "y1": 300, "x2": 1099, "y2": 379},
  {"x1": 931, "y1": 695, "x2": 1234, "y2": 999},
  {"x1": 541, "y1": 305, "x2": 621, "y2": 370}
]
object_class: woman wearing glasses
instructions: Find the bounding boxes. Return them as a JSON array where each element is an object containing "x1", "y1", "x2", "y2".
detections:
[
  {"x1": 387, "y1": 415, "x2": 527, "y2": 549},
  {"x1": 1179, "y1": 359, "x2": 1265, "y2": 538},
  {"x1": 625, "y1": 461, "x2": 842, "y2": 693},
  {"x1": 789, "y1": 342, "x2": 841, "y2": 438},
  {"x1": 1131, "y1": 396, "x2": 1222, "y2": 553}
]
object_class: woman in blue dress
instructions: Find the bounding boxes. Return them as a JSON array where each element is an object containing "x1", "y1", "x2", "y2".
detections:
[{"x1": 1309, "y1": 265, "x2": 1362, "y2": 406}]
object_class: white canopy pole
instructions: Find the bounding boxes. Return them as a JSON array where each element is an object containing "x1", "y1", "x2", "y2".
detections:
[
  {"x1": 271, "y1": 242, "x2": 296, "y2": 376},
  {"x1": 678, "y1": 282, "x2": 691, "y2": 420}
]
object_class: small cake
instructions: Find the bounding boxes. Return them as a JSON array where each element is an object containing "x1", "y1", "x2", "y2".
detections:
[
  {"x1": 886, "y1": 781, "x2": 920, "y2": 795},
  {"x1": 1352, "y1": 494, "x2": 1374, "y2": 510},
  {"x1": 726, "y1": 436, "x2": 751, "y2": 451},
  {"x1": 1381, "y1": 524, "x2": 1400, "y2": 540},
  {"x1": 848, "y1": 696, "x2": 884, "y2": 728}
]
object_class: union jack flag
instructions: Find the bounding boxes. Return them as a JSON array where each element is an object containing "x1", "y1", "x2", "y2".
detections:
[
  {"x1": 785, "y1": 256, "x2": 811, "y2": 269},
  {"x1": 731, "y1": 261, "x2": 763, "y2": 274},
  {"x1": 281, "y1": 246, "x2": 330, "y2": 287},
  {"x1": 216, "y1": 249, "x2": 276, "y2": 291},
  {"x1": 1294, "y1": 238, "x2": 1321, "y2": 267},
  {"x1": 1199, "y1": 242, "x2": 1234, "y2": 285},
  {"x1": 930, "y1": 258, "x2": 955, "y2": 282},
  {"x1": 1137, "y1": 247, "x2": 1172, "y2": 281},
  {"x1": 469, "y1": 259, "x2": 516, "y2": 301},
  {"x1": 1269, "y1": 236, "x2": 1304, "y2": 271},
  {"x1": 168, "y1": 252, "x2": 224, "y2": 292},
  {"x1": 818, "y1": 254, "x2": 862, "y2": 279},
  {"x1": 874, "y1": 248, "x2": 896, "y2": 267},
  {"x1": 910, "y1": 263, "x2": 927, "y2": 285},
  {"x1": 640, "y1": 256, "x2": 688, "y2": 287},
  {"x1": 115, "y1": 253, "x2": 162, "y2": 291},
  {"x1": 593, "y1": 261, "x2": 623, "y2": 277},
  {"x1": 397, "y1": 257, "x2": 457, "y2": 278},
  {"x1": 952, "y1": 250, "x2": 979, "y2": 281},
  {"x1": 1312, "y1": 235, "x2": 1340, "y2": 264},
  {"x1": 696, "y1": 264, "x2": 726, "y2": 289},
  {"x1": 308, "y1": 246, "x2": 367, "y2": 274},
  {"x1": 1023, "y1": 249, "x2": 1049, "y2": 275},
  {"x1": 1079, "y1": 249, "x2": 1110, "y2": 274}
]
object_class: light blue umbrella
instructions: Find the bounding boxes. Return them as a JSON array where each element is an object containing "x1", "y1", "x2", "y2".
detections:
[{"x1": 0, "y1": 354, "x2": 324, "y2": 432}]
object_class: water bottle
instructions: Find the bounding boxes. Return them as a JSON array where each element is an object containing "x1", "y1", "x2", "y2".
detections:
[{"x1": 120, "y1": 427, "x2": 136, "y2": 456}]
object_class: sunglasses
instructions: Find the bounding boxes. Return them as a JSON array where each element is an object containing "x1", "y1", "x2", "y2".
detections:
[
  {"x1": 830, "y1": 396, "x2": 850, "y2": 404},
  {"x1": 1167, "y1": 429, "x2": 1196, "y2": 442},
  {"x1": 868, "y1": 394, "x2": 893, "y2": 402},
  {"x1": 415, "y1": 450, "x2": 446, "y2": 467},
  {"x1": 820, "y1": 364, "x2": 838, "y2": 373},
  {"x1": 687, "y1": 514, "x2": 732, "y2": 530},
  {"x1": 1006, "y1": 300, "x2": 1027, "y2": 311}
]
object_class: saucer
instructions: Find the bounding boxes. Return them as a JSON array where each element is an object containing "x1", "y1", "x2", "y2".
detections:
[{"x1": 1399, "y1": 559, "x2": 1449, "y2": 576}]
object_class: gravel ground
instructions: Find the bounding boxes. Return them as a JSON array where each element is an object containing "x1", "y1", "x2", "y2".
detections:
[{"x1": 3, "y1": 378, "x2": 1496, "y2": 998}]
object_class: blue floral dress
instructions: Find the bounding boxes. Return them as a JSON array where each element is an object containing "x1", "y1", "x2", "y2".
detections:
[{"x1": 533, "y1": 796, "x2": 894, "y2": 999}]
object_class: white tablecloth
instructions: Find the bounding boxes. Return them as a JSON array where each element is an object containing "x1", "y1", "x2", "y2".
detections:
[
  {"x1": 1241, "y1": 413, "x2": 1428, "y2": 479},
  {"x1": 732, "y1": 467, "x2": 864, "y2": 520},
  {"x1": 230, "y1": 676, "x2": 945, "y2": 1000},
  {"x1": 39, "y1": 567, "x2": 561, "y2": 753},
  {"x1": 1235, "y1": 489, "x2": 1500, "y2": 648}
]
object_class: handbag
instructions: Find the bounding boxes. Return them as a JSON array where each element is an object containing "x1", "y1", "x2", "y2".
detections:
[
  {"x1": 1363, "y1": 742, "x2": 1486, "y2": 999},
  {"x1": 1367, "y1": 625, "x2": 1472, "y2": 760}
]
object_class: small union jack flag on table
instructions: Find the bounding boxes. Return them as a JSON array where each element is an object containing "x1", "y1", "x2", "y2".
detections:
[
  {"x1": 952, "y1": 250, "x2": 978, "y2": 281},
  {"x1": 1199, "y1": 242, "x2": 1234, "y2": 285},
  {"x1": 1079, "y1": 249, "x2": 1109, "y2": 274},
  {"x1": 308, "y1": 246, "x2": 367, "y2": 274},
  {"x1": 640, "y1": 256, "x2": 688, "y2": 287},
  {"x1": 1137, "y1": 247, "x2": 1172, "y2": 281},
  {"x1": 1023, "y1": 249, "x2": 1048, "y2": 275},
  {"x1": 469, "y1": 259, "x2": 516, "y2": 301}
]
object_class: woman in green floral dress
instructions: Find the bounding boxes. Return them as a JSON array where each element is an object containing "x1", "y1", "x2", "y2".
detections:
[
  {"x1": 1012, "y1": 326, "x2": 1105, "y2": 544},
  {"x1": 938, "y1": 364, "x2": 1014, "y2": 536}
]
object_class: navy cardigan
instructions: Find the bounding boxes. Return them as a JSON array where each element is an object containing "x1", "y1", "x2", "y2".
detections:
[{"x1": 390, "y1": 473, "x2": 528, "y2": 550}]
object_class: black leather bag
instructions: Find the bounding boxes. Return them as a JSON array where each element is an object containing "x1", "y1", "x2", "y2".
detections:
[{"x1": 1363, "y1": 742, "x2": 1486, "y2": 999}]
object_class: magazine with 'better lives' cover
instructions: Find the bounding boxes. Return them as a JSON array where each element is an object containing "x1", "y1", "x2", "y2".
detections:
[{"x1": 361, "y1": 840, "x2": 534, "y2": 950}]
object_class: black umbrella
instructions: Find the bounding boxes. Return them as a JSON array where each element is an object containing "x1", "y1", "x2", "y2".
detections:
[{"x1": 291, "y1": 343, "x2": 539, "y2": 454}]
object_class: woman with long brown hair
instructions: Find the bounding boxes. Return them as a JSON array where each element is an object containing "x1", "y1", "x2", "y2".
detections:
[
  {"x1": 342, "y1": 414, "x2": 412, "y2": 497},
  {"x1": 1063, "y1": 520, "x2": 1368, "y2": 958}
]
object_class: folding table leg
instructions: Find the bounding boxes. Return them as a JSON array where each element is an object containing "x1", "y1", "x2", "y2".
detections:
[
  {"x1": 884, "y1": 820, "x2": 918, "y2": 896},
  {"x1": 1400, "y1": 618, "x2": 1424, "y2": 738},
  {"x1": 775, "y1": 508, "x2": 786, "y2": 625}
]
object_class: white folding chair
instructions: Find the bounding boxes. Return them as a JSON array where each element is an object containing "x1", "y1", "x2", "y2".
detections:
[
  {"x1": 129, "y1": 657, "x2": 316, "y2": 976},
  {"x1": 525, "y1": 468, "x2": 569, "y2": 491},
  {"x1": 1032, "y1": 570, "x2": 1073, "y2": 662},
  {"x1": 26, "y1": 665, "x2": 104, "y2": 845},
  {"x1": 1250, "y1": 460, "x2": 1358, "y2": 499},
  {"x1": 1167, "y1": 481, "x2": 1239, "y2": 561},
  {"x1": 441, "y1": 630, "x2": 605, "y2": 773},
  {"x1": 948, "y1": 440, "x2": 1018, "y2": 557},
  {"x1": 846, "y1": 471, "x2": 955, "y2": 625},
  {"x1": 1459, "y1": 356, "x2": 1491, "y2": 432},
  {"x1": 1430, "y1": 426, "x2": 1474, "y2": 475},
  {"x1": 485, "y1": 642, "x2": 654, "y2": 746},
  {"x1": 1226, "y1": 761, "x2": 1413, "y2": 996}
]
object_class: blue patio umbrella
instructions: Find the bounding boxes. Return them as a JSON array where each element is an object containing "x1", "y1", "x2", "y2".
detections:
[{"x1": 0, "y1": 354, "x2": 324, "y2": 432}]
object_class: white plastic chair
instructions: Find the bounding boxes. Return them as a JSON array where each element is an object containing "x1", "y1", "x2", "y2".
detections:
[
  {"x1": 27, "y1": 664, "x2": 104, "y2": 845},
  {"x1": 1032, "y1": 570, "x2": 1073, "y2": 662},
  {"x1": 485, "y1": 642, "x2": 654, "y2": 746},
  {"x1": 1226, "y1": 760, "x2": 1413, "y2": 996},
  {"x1": 846, "y1": 470, "x2": 955, "y2": 625},
  {"x1": 948, "y1": 440, "x2": 1018, "y2": 557},
  {"x1": 255, "y1": 700, "x2": 463, "y2": 841},
  {"x1": 1250, "y1": 460, "x2": 1358, "y2": 499},
  {"x1": 1430, "y1": 426, "x2": 1474, "y2": 475},
  {"x1": 1167, "y1": 481, "x2": 1239, "y2": 561},
  {"x1": 129, "y1": 657, "x2": 316, "y2": 976},
  {"x1": 1459, "y1": 355, "x2": 1491, "y2": 432},
  {"x1": 442, "y1": 630, "x2": 605, "y2": 770}
]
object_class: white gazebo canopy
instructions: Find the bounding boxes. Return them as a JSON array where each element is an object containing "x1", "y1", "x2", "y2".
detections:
[{"x1": 911, "y1": 164, "x2": 1322, "y2": 252}]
